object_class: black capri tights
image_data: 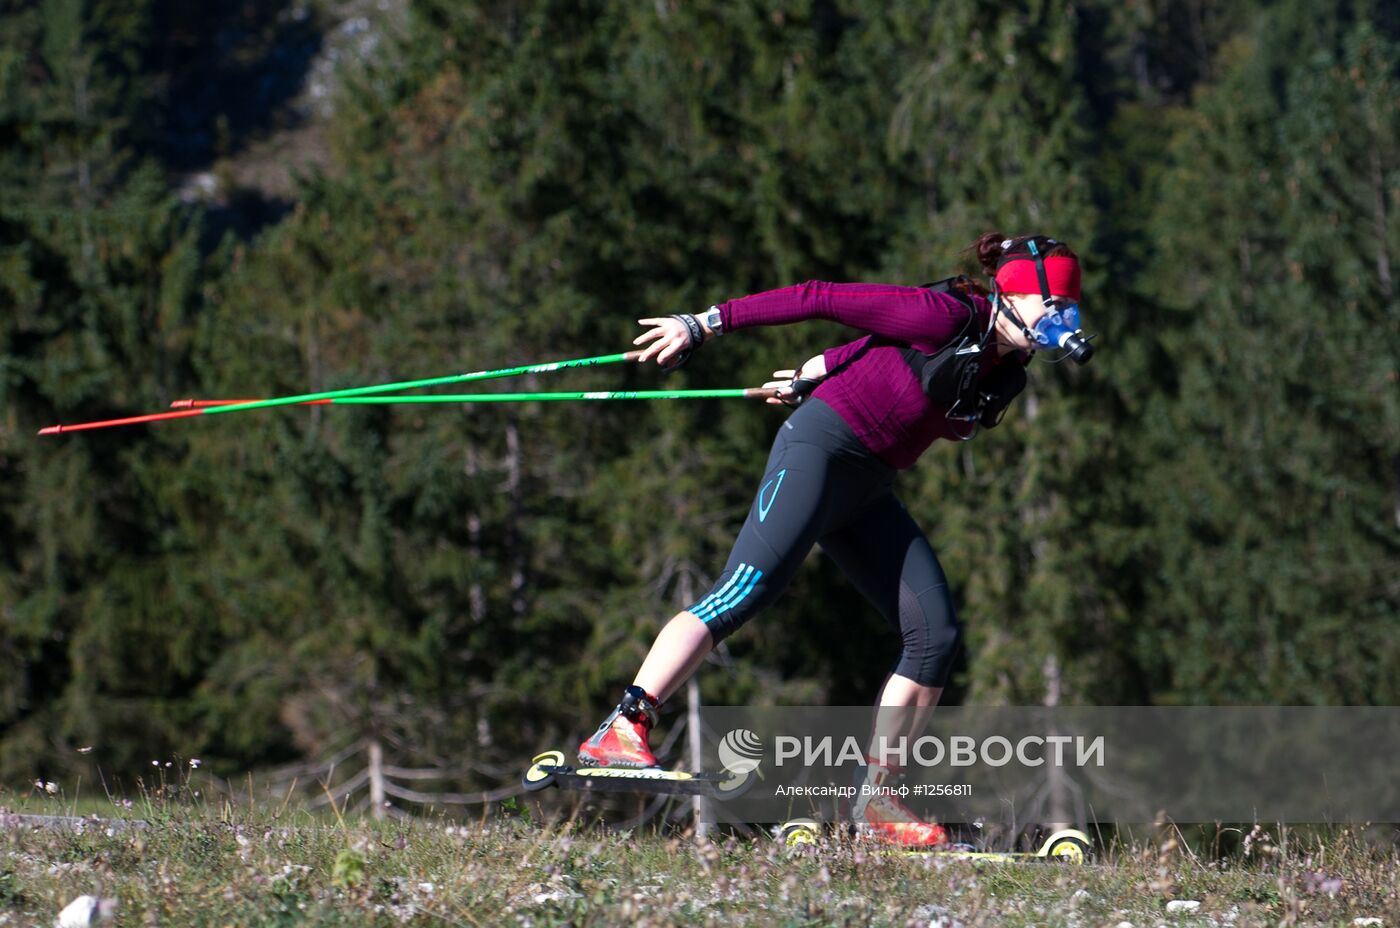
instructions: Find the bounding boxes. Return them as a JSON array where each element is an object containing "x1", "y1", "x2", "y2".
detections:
[{"x1": 686, "y1": 399, "x2": 961, "y2": 687}]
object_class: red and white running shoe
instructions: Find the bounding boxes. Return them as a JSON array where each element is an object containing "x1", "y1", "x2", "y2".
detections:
[
  {"x1": 577, "y1": 685, "x2": 661, "y2": 768},
  {"x1": 854, "y1": 759, "x2": 950, "y2": 848}
]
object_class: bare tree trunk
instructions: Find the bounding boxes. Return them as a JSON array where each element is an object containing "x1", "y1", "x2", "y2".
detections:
[
  {"x1": 1042, "y1": 655, "x2": 1071, "y2": 829},
  {"x1": 464, "y1": 444, "x2": 487, "y2": 623},
  {"x1": 368, "y1": 739, "x2": 386, "y2": 821},
  {"x1": 675, "y1": 569, "x2": 711, "y2": 839},
  {"x1": 688, "y1": 677, "x2": 710, "y2": 840},
  {"x1": 505, "y1": 419, "x2": 527, "y2": 617}
]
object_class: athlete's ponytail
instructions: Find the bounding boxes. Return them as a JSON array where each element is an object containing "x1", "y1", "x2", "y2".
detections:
[{"x1": 971, "y1": 232, "x2": 1012, "y2": 278}]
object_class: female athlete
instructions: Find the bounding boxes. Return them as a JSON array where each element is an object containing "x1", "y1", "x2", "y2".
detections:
[{"x1": 577, "y1": 232, "x2": 1086, "y2": 845}]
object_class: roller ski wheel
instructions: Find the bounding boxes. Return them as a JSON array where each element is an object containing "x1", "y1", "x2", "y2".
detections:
[
  {"x1": 714, "y1": 767, "x2": 758, "y2": 799},
  {"x1": 523, "y1": 750, "x2": 567, "y2": 792},
  {"x1": 1041, "y1": 829, "x2": 1092, "y2": 864},
  {"x1": 776, "y1": 818, "x2": 823, "y2": 850}
]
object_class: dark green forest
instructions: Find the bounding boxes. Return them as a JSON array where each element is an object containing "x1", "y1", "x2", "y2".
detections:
[{"x1": 1, "y1": 0, "x2": 1397, "y2": 795}]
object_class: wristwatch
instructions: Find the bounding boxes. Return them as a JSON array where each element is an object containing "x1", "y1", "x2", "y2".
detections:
[{"x1": 701, "y1": 306, "x2": 724, "y2": 337}]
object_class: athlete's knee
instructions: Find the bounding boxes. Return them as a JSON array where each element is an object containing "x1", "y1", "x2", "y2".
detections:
[
  {"x1": 925, "y1": 615, "x2": 962, "y2": 655},
  {"x1": 897, "y1": 621, "x2": 957, "y2": 684},
  {"x1": 695, "y1": 601, "x2": 765, "y2": 643},
  {"x1": 896, "y1": 583, "x2": 961, "y2": 686},
  {"x1": 673, "y1": 610, "x2": 719, "y2": 645},
  {"x1": 685, "y1": 561, "x2": 772, "y2": 642}
]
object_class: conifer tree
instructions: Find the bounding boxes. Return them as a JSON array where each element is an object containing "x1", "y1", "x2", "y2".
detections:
[
  {"x1": 0, "y1": 0, "x2": 215, "y2": 779},
  {"x1": 1130, "y1": 1, "x2": 1400, "y2": 702}
]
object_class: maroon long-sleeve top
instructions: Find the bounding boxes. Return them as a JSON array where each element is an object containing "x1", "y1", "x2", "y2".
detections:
[{"x1": 717, "y1": 280, "x2": 1006, "y2": 469}]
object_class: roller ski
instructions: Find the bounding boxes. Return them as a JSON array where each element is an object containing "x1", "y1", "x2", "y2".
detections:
[
  {"x1": 522, "y1": 750, "x2": 754, "y2": 798},
  {"x1": 776, "y1": 758, "x2": 1092, "y2": 863},
  {"x1": 777, "y1": 818, "x2": 1093, "y2": 865},
  {"x1": 522, "y1": 685, "x2": 753, "y2": 798}
]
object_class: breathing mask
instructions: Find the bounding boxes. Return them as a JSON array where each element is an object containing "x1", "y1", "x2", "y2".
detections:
[
  {"x1": 1030, "y1": 302, "x2": 1094, "y2": 363},
  {"x1": 992, "y1": 237, "x2": 1096, "y2": 366}
]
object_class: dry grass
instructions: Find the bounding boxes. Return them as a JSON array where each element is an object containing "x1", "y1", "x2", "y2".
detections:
[{"x1": 2, "y1": 783, "x2": 1398, "y2": 927}]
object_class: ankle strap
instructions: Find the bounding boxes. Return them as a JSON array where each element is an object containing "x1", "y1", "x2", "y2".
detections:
[{"x1": 620, "y1": 684, "x2": 660, "y2": 726}]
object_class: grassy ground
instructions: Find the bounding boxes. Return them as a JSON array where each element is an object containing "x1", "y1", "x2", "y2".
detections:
[{"x1": 2, "y1": 786, "x2": 1397, "y2": 927}]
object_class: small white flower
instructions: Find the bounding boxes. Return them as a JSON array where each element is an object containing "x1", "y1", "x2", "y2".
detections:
[
  {"x1": 45, "y1": 781, "x2": 59, "y2": 794},
  {"x1": 77, "y1": 746, "x2": 93, "y2": 754},
  {"x1": 151, "y1": 760, "x2": 160, "y2": 767},
  {"x1": 189, "y1": 758, "x2": 202, "y2": 768}
]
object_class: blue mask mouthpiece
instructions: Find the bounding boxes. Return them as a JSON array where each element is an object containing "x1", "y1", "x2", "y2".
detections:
[{"x1": 1030, "y1": 304, "x2": 1094, "y2": 364}]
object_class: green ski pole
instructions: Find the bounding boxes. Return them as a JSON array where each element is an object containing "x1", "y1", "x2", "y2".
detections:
[
  {"x1": 200, "y1": 351, "x2": 645, "y2": 416},
  {"x1": 39, "y1": 351, "x2": 645, "y2": 434},
  {"x1": 333, "y1": 389, "x2": 776, "y2": 404}
]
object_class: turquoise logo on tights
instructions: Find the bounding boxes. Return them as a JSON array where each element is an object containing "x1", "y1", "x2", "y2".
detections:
[{"x1": 758, "y1": 469, "x2": 787, "y2": 522}]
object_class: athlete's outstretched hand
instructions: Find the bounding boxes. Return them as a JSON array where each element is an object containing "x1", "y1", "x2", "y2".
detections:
[
  {"x1": 762, "y1": 355, "x2": 828, "y2": 406},
  {"x1": 637, "y1": 316, "x2": 714, "y2": 368}
]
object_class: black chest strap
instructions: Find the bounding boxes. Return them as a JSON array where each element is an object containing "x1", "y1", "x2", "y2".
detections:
[{"x1": 899, "y1": 276, "x2": 1027, "y2": 429}]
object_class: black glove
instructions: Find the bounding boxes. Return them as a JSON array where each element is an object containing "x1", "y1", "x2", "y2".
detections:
[
  {"x1": 660, "y1": 313, "x2": 706, "y2": 373},
  {"x1": 780, "y1": 372, "x2": 822, "y2": 407}
]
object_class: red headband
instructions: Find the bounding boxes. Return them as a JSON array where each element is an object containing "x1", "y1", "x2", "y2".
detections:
[{"x1": 994, "y1": 255, "x2": 1081, "y2": 301}]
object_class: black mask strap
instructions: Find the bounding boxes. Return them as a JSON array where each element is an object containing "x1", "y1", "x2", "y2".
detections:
[
  {"x1": 1026, "y1": 238, "x2": 1055, "y2": 307},
  {"x1": 992, "y1": 284, "x2": 1038, "y2": 345}
]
